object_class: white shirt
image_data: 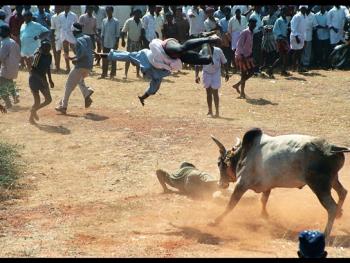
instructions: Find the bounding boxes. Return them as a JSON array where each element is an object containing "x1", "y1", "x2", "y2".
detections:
[
  {"x1": 201, "y1": 46, "x2": 227, "y2": 74},
  {"x1": 142, "y1": 12, "x2": 157, "y2": 42},
  {"x1": 204, "y1": 17, "x2": 220, "y2": 32},
  {"x1": 57, "y1": 11, "x2": 78, "y2": 44},
  {"x1": 50, "y1": 13, "x2": 61, "y2": 41},
  {"x1": 228, "y1": 15, "x2": 248, "y2": 34},
  {"x1": 155, "y1": 14, "x2": 164, "y2": 39},
  {"x1": 187, "y1": 7, "x2": 205, "y2": 36},
  {"x1": 290, "y1": 12, "x2": 306, "y2": 38},
  {"x1": 304, "y1": 12, "x2": 315, "y2": 41},
  {"x1": 327, "y1": 6, "x2": 350, "y2": 44},
  {"x1": 231, "y1": 5, "x2": 249, "y2": 17}
]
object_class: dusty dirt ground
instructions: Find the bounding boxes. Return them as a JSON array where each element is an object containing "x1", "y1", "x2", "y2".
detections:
[{"x1": 1, "y1": 58, "x2": 350, "y2": 257}]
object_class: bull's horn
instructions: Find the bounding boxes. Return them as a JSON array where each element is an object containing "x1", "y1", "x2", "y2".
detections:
[
  {"x1": 235, "y1": 137, "x2": 242, "y2": 148},
  {"x1": 211, "y1": 135, "x2": 226, "y2": 154}
]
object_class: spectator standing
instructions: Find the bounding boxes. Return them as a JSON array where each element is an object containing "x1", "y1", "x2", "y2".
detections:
[
  {"x1": 9, "y1": 6, "x2": 25, "y2": 69},
  {"x1": 121, "y1": 9, "x2": 143, "y2": 78},
  {"x1": 214, "y1": 6, "x2": 226, "y2": 20},
  {"x1": 141, "y1": 5, "x2": 157, "y2": 48},
  {"x1": 0, "y1": 10, "x2": 7, "y2": 27},
  {"x1": 268, "y1": 6, "x2": 290, "y2": 76},
  {"x1": 0, "y1": 5, "x2": 12, "y2": 24},
  {"x1": 204, "y1": 7, "x2": 221, "y2": 33},
  {"x1": 327, "y1": 5, "x2": 350, "y2": 49},
  {"x1": 57, "y1": 6, "x2": 78, "y2": 73},
  {"x1": 228, "y1": 9, "x2": 248, "y2": 71},
  {"x1": 250, "y1": 6, "x2": 263, "y2": 70},
  {"x1": 93, "y1": 6, "x2": 106, "y2": 66},
  {"x1": 79, "y1": 6, "x2": 97, "y2": 50},
  {"x1": 174, "y1": 6, "x2": 189, "y2": 44},
  {"x1": 51, "y1": 5, "x2": 64, "y2": 72},
  {"x1": 33, "y1": 5, "x2": 51, "y2": 30},
  {"x1": 219, "y1": 7, "x2": 233, "y2": 69},
  {"x1": 100, "y1": 6, "x2": 119, "y2": 79},
  {"x1": 155, "y1": 6, "x2": 164, "y2": 40},
  {"x1": 313, "y1": 6, "x2": 330, "y2": 68},
  {"x1": 301, "y1": 7, "x2": 315, "y2": 69},
  {"x1": 162, "y1": 13, "x2": 177, "y2": 40},
  {"x1": 20, "y1": 11, "x2": 49, "y2": 70},
  {"x1": 290, "y1": 6, "x2": 307, "y2": 72},
  {"x1": 187, "y1": 6, "x2": 205, "y2": 38},
  {"x1": 0, "y1": 25, "x2": 21, "y2": 109}
]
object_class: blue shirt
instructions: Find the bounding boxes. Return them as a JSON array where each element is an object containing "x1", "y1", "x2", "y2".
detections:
[
  {"x1": 33, "y1": 11, "x2": 51, "y2": 29},
  {"x1": 108, "y1": 49, "x2": 170, "y2": 95},
  {"x1": 219, "y1": 17, "x2": 230, "y2": 33},
  {"x1": 314, "y1": 11, "x2": 330, "y2": 40},
  {"x1": 214, "y1": 10, "x2": 225, "y2": 20},
  {"x1": 273, "y1": 16, "x2": 289, "y2": 40},
  {"x1": 20, "y1": 21, "x2": 49, "y2": 56},
  {"x1": 75, "y1": 34, "x2": 94, "y2": 70}
]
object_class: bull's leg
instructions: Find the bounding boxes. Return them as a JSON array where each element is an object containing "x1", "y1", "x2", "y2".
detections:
[
  {"x1": 311, "y1": 187, "x2": 337, "y2": 239},
  {"x1": 209, "y1": 183, "x2": 248, "y2": 226},
  {"x1": 156, "y1": 169, "x2": 175, "y2": 194},
  {"x1": 261, "y1": 190, "x2": 271, "y2": 219},
  {"x1": 332, "y1": 176, "x2": 348, "y2": 218}
]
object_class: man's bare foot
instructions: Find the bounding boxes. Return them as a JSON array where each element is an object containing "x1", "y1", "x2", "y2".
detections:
[
  {"x1": 138, "y1": 96, "x2": 145, "y2": 106},
  {"x1": 232, "y1": 83, "x2": 240, "y2": 94}
]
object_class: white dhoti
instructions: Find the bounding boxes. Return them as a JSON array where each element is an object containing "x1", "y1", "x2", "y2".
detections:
[
  {"x1": 203, "y1": 70, "x2": 221, "y2": 89},
  {"x1": 231, "y1": 31, "x2": 241, "y2": 50},
  {"x1": 290, "y1": 35, "x2": 305, "y2": 50}
]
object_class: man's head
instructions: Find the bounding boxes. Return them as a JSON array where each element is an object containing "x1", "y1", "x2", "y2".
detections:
[
  {"x1": 235, "y1": 8, "x2": 241, "y2": 18},
  {"x1": 64, "y1": 5, "x2": 71, "y2": 13},
  {"x1": 156, "y1": 5, "x2": 162, "y2": 15},
  {"x1": 15, "y1": 5, "x2": 24, "y2": 16},
  {"x1": 223, "y1": 6, "x2": 231, "y2": 18},
  {"x1": 253, "y1": 5, "x2": 261, "y2": 13},
  {"x1": 206, "y1": 6, "x2": 215, "y2": 18},
  {"x1": 248, "y1": 17, "x2": 257, "y2": 31},
  {"x1": 335, "y1": 5, "x2": 340, "y2": 9},
  {"x1": 175, "y1": 6, "x2": 183, "y2": 18},
  {"x1": 86, "y1": 5, "x2": 94, "y2": 16},
  {"x1": 320, "y1": 5, "x2": 326, "y2": 14},
  {"x1": 71, "y1": 22, "x2": 83, "y2": 38},
  {"x1": 268, "y1": 5, "x2": 276, "y2": 16},
  {"x1": 40, "y1": 39, "x2": 51, "y2": 54},
  {"x1": 299, "y1": 5, "x2": 308, "y2": 15},
  {"x1": 298, "y1": 230, "x2": 327, "y2": 258},
  {"x1": 148, "y1": 5, "x2": 156, "y2": 15},
  {"x1": 54, "y1": 5, "x2": 64, "y2": 14},
  {"x1": 38, "y1": 5, "x2": 45, "y2": 13},
  {"x1": 165, "y1": 12, "x2": 173, "y2": 24},
  {"x1": 0, "y1": 24, "x2": 10, "y2": 39},
  {"x1": 106, "y1": 6, "x2": 113, "y2": 18},
  {"x1": 23, "y1": 10, "x2": 33, "y2": 23},
  {"x1": 0, "y1": 10, "x2": 6, "y2": 21},
  {"x1": 133, "y1": 9, "x2": 142, "y2": 19}
]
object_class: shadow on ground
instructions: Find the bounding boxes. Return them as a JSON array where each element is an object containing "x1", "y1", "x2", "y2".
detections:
[
  {"x1": 84, "y1": 113, "x2": 109, "y2": 121},
  {"x1": 33, "y1": 123, "x2": 71, "y2": 135},
  {"x1": 245, "y1": 98, "x2": 278, "y2": 106}
]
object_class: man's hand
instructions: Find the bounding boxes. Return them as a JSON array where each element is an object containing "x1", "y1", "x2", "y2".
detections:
[
  {"x1": 295, "y1": 35, "x2": 300, "y2": 44},
  {"x1": 195, "y1": 76, "x2": 200, "y2": 83},
  {"x1": 225, "y1": 73, "x2": 229, "y2": 82},
  {"x1": 49, "y1": 79, "x2": 54, "y2": 89}
]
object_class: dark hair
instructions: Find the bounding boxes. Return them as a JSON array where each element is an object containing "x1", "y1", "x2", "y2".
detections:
[
  {"x1": 0, "y1": 24, "x2": 10, "y2": 37},
  {"x1": 106, "y1": 6, "x2": 114, "y2": 12},
  {"x1": 72, "y1": 22, "x2": 83, "y2": 31}
]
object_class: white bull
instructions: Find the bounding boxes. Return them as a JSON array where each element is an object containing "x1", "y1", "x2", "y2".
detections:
[{"x1": 210, "y1": 128, "x2": 350, "y2": 238}]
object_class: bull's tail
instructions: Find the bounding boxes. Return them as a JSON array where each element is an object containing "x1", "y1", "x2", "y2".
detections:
[{"x1": 330, "y1": 145, "x2": 350, "y2": 153}]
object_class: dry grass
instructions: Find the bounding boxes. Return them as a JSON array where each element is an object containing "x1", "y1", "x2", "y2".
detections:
[{"x1": 0, "y1": 58, "x2": 350, "y2": 257}]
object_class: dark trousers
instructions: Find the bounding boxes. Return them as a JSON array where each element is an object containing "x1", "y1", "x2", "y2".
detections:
[
  {"x1": 222, "y1": 46, "x2": 233, "y2": 68},
  {"x1": 102, "y1": 47, "x2": 116, "y2": 77},
  {"x1": 315, "y1": 39, "x2": 331, "y2": 67},
  {"x1": 252, "y1": 31, "x2": 263, "y2": 68}
]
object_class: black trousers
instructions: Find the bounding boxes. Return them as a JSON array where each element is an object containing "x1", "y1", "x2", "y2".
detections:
[{"x1": 314, "y1": 38, "x2": 331, "y2": 67}]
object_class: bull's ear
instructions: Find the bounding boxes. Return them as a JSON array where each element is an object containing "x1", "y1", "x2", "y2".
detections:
[{"x1": 211, "y1": 135, "x2": 226, "y2": 156}]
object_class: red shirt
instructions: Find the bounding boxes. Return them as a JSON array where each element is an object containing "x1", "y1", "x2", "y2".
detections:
[{"x1": 9, "y1": 13, "x2": 24, "y2": 37}]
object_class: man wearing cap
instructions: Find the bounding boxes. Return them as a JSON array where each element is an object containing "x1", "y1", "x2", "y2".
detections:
[
  {"x1": 297, "y1": 230, "x2": 327, "y2": 258},
  {"x1": 0, "y1": 24, "x2": 21, "y2": 109},
  {"x1": 20, "y1": 11, "x2": 50, "y2": 70},
  {"x1": 57, "y1": 6, "x2": 78, "y2": 73},
  {"x1": 290, "y1": 6, "x2": 307, "y2": 72},
  {"x1": 232, "y1": 18, "x2": 257, "y2": 99},
  {"x1": 55, "y1": 23, "x2": 94, "y2": 115}
]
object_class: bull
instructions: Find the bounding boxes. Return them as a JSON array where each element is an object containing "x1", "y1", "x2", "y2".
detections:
[{"x1": 210, "y1": 128, "x2": 350, "y2": 238}]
